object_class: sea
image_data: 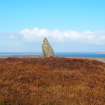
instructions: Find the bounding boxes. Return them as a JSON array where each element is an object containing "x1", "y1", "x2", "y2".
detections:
[{"x1": 0, "y1": 52, "x2": 105, "y2": 58}]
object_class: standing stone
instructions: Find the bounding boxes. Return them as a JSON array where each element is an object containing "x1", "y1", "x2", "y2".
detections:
[{"x1": 42, "y1": 38, "x2": 55, "y2": 57}]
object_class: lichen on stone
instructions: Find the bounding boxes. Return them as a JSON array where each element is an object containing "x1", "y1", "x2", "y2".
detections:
[{"x1": 42, "y1": 38, "x2": 55, "y2": 57}]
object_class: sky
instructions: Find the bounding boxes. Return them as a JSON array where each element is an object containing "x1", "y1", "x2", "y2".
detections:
[{"x1": 0, "y1": 0, "x2": 105, "y2": 52}]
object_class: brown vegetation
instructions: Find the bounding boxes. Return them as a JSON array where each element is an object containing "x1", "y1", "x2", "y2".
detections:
[{"x1": 0, "y1": 57, "x2": 105, "y2": 105}]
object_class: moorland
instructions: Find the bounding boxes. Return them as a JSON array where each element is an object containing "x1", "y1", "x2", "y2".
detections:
[{"x1": 0, "y1": 57, "x2": 105, "y2": 105}]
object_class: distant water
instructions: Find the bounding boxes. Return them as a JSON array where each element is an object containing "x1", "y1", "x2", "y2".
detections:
[
  {"x1": 57, "y1": 52, "x2": 105, "y2": 58},
  {"x1": 0, "y1": 52, "x2": 105, "y2": 58}
]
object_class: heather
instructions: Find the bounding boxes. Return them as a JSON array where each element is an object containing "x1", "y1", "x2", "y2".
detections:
[{"x1": 0, "y1": 57, "x2": 105, "y2": 105}]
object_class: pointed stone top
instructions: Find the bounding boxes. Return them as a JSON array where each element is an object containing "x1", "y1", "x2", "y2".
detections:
[
  {"x1": 43, "y1": 37, "x2": 48, "y2": 43},
  {"x1": 43, "y1": 37, "x2": 48, "y2": 40}
]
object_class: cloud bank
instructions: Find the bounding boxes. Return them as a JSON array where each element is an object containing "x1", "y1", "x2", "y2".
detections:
[{"x1": 20, "y1": 28, "x2": 105, "y2": 45}]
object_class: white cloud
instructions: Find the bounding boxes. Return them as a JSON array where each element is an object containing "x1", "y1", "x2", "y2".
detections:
[{"x1": 20, "y1": 27, "x2": 105, "y2": 45}]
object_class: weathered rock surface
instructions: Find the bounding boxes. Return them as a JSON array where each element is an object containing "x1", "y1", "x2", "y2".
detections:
[{"x1": 42, "y1": 38, "x2": 55, "y2": 57}]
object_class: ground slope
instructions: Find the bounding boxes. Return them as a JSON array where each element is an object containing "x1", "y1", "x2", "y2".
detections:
[{"x1": 0, "y1": 57, "x2": 105, "y2": 105}]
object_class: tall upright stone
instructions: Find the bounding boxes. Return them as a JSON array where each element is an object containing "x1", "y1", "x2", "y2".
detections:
[{"x1": 42, "y1": 38, "x2": 55, "y2": 57}]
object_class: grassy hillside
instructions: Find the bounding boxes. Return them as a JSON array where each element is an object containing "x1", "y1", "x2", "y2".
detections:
[{"x1": 0, "y1": 57, "x2": 105, "y2": 105}]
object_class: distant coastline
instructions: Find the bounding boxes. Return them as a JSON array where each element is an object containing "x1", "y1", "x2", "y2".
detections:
[
  {"x1": 0, "y1": 52, "x2": 105, "y2": 58},
  {"x1": 96, "y1": 52, "x2": 105, "y2": 54}
]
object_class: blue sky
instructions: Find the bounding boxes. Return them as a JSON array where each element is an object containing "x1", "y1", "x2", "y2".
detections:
[{"x1": 0, "y1": 0, "x2": 105, "y2": 52}]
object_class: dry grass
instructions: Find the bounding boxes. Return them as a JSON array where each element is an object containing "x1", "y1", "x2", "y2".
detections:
[{"x1": 0, "y1": 57, "x2": 105, "y2": 105}]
